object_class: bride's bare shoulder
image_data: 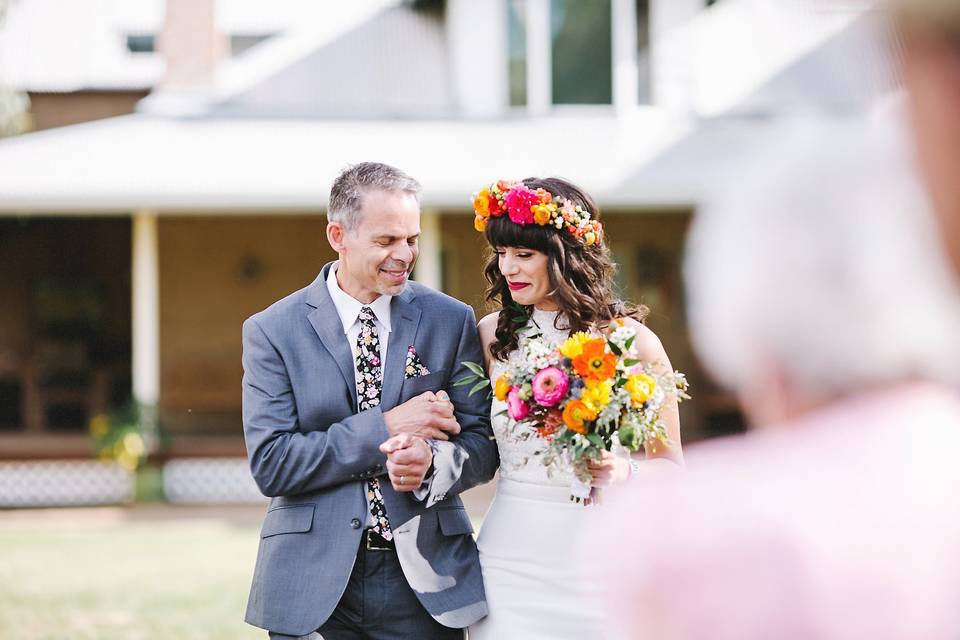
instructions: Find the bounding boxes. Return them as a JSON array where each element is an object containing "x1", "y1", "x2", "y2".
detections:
[{"x1": 477, "y1": 312, "x2": 500, "y2": 346}]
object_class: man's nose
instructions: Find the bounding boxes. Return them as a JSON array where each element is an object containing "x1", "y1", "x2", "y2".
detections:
[{"x1": 391, "y1": 242, "x2": 414, "y2": 264}]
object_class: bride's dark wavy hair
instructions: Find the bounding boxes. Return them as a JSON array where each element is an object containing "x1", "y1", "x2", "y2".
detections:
[{"x1": 483, "y1": 177, "x2": 647, "y2": 361}]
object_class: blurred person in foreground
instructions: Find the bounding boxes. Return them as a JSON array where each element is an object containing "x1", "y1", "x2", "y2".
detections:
[
  {"x1": 896, "y1": 0, "x2": 960, "y2": 275},
  {"x1": 589, "y1": 121, "x2": 960, "y2": 640}
]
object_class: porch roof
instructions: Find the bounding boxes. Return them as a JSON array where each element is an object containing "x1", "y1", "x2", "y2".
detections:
[{"x1": 0, "y1": 111, "x2": 767, "y2": 214}]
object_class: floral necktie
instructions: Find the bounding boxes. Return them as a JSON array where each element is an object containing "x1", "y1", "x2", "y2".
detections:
[{"x1": 355, "y1": 306, "x2": 392, "y2": 540}]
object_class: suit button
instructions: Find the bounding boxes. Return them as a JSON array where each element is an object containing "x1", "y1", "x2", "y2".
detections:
[{"x1": 350, "y1": 518, "x2": 361, "y2": 529}]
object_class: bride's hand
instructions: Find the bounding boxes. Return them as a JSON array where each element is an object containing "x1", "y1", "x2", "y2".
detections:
[{"x1": 587, "y1": 450, "x2": 630, "y2": 486}]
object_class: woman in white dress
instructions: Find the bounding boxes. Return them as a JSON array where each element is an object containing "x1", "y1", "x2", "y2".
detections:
[{"x1": 467, "y1": 177, "x2": 684, "y2": 639}]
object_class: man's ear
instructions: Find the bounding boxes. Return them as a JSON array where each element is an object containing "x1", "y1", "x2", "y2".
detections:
[{"x1": 327, "y1": 222, "x2": 346, "y2": 253}]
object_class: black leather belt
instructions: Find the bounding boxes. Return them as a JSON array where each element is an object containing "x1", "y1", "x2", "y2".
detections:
[{"x1": 364, "y1": 528, "x2": 395, "y2": 551}]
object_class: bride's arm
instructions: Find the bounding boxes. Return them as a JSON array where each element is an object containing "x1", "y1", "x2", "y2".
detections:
[
  {"x1": 588, "y1": 318, "x2": 684, "y2": 486},
  {"x1": 625, "y1": 318, "x2": 684, "y2": 468}
]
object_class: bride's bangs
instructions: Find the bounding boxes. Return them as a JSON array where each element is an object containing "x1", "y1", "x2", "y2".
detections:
[{"x1": 483, "y1": 215, "x2": 556, "y2": 253}]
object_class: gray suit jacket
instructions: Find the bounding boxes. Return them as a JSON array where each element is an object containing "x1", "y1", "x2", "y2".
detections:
[{"x1": 242, "y1": 262, "x2": 499, "y2": 636}]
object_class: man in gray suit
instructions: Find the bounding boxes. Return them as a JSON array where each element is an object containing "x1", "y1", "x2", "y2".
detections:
[{"x1": 242, "y1": 162, "x2": 499, "y2": 639}]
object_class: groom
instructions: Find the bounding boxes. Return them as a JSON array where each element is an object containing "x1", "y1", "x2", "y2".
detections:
[{"x1": 241, "y1": 162, "x2": 499, "y2": 639}]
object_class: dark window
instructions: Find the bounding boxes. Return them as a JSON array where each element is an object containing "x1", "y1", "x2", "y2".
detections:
[
  {"x1": 636, "y1": 0, "x2": 651, "y2": 103},
  {"x1": 550, "y1": 0, "x2": 612, "y2": 105},
  {"x1": 508, "y1": 0, "x2": 528, "y2": 107},
  {"x1": 0, "y1": 380, "x2": 21, "y2": 431},
  {"x1": 126, "y1": 34, "x2": 155, "y2": 53}
]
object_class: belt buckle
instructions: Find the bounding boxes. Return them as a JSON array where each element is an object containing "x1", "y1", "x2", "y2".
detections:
[{"x1": 365, "y1": 529, "x2": 393, "y2": 552}]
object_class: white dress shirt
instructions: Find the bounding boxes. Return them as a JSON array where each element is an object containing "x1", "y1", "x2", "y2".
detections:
[
  {"x1": 326, "y1": 263, "x2": 393, "y2": 526},
  {"x1": 326, "y1": 263, "x2": 392, "y2": 381}
]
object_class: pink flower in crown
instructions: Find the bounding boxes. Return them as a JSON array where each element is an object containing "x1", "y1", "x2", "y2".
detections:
[
  {"x1": 506, "y1": 387, "x2": 530, "y2": 421},
  {"x1": 503, "y1": 186, "x2": 539, "y2": 225},
  {"x1": 531, "y1": 366, "x2": 569, "y2": 407}
]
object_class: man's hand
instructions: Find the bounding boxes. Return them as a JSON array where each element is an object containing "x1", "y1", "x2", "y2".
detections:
[
  {"x1": 383, "y1": 390, "x2": 460, "y2": 440},
  {"x1": 379, "y1": 434, "x2": 434, "y2": 492}
]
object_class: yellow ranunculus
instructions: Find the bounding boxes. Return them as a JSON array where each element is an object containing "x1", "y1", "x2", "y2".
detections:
[
  {"x1": 532, "y1": 202, "x2": 556, "y2": 226},
  {"x1": 473, "y1": 188, "x2": 492, "y2": 218},
  {"x1": 625, "y1": 373, "x2": 656, "y2": 405},
  {"x1": 581, "y1": 379, "x2": 612, "y2": 413},
  {"x1": 559, "y1": 331, "x2": 593, "y2": 359},
  {"x1": 474, "y1": 215, "x2": 488, "y2": 232},
  {"x1": 494, "y1": 374, "x2": 511, "y2": 402}
]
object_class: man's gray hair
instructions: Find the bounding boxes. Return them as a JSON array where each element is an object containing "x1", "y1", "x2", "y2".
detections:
[
  {"x1": 685, "y1": 118, "x2": 960, "y2": 404},
  {"x1": 328, "y1": 162, "x2": 422, "y2": 231}
]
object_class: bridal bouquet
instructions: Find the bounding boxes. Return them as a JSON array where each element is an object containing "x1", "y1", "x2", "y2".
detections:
[{"x1": 462, "y1": 321, "x2": 689, "y2": 501}]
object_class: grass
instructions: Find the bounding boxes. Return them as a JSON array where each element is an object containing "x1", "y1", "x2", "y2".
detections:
[
  {"x1": 0, "y1": 483, "x2": 496, "y2": 639},
  {"x1": 0, "y1": 507, "x2": 264, "y2": 640}
]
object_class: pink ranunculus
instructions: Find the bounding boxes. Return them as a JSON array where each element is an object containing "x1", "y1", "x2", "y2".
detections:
[
  {"x1": 506, "y1": 387, "x2": 530, "y2": 421},
  {"x1": 531, "y1": 366, "x2": 570, "y2": 407},
  {"x1": 503, "y1": 186, "x2": 539, "y2": 225}
]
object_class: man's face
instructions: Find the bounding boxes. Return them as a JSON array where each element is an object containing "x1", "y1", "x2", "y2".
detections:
[
  {"x1": 904, "y1": 27, "x2": 960, "y2": 276},
  {"x1": 328, "y1": 188, "x2": 421, "y2": 303}
]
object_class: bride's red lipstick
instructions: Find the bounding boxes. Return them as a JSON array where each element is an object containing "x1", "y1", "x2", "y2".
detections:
[{"x1": 507, "y1": 282, "x2": 530, "y2": 291}]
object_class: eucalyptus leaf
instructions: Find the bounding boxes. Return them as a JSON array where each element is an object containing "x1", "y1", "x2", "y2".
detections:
[
  {"x1": 462, "y1": 361, "x2": 488, "y2": 377},
  {"x1": 469, "y1": 379, "x2": 491, "y2": 396}
]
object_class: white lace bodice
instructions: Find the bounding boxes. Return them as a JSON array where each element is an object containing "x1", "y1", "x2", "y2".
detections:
[{"x1": 489, "y1": 308, "x2": 576, "y2": 487}]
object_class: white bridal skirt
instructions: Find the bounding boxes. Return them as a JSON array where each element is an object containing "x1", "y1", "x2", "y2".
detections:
[{"x1": 468, "y1": 477, "x2": 620, "y2": 640}]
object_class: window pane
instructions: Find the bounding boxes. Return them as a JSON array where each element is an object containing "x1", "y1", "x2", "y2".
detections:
[
  {"x1": 508, "y1": 0, "x2": 528, "y2": 107},
  {"x1": 126, "y1": 34, "x2": 155, "y2": 54},
  {"x1": 636, "y1": 0, "x2": 651, "y2": 103},
  {"x1": 550, "y1": 0, "x2": 612, "y2": 105}
]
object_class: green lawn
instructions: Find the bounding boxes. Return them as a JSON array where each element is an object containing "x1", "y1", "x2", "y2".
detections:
[{"x1": 0, "y1": 507, "x2": 265, "y2": 640}]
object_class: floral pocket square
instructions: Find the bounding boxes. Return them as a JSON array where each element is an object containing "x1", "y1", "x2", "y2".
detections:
[{"x1": 404, "y1": 346, "x2": 430, "y2": 379}]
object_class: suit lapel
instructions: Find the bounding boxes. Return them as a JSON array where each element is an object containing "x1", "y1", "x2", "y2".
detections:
[
  {"x1": 380, "y1": 288, "x2": 421, "y2": 410},
  {"x1": 306, "y1": 263, "x2": 358, "y2": 409}
]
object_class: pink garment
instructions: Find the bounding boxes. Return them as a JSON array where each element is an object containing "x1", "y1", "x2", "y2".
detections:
[{"x1": 591, "y1": 384, "x2": 960, "y2": 640}]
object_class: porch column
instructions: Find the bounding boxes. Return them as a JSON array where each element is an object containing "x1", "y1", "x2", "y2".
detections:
[
  {"x1": 132, "y1": 211, "x2": 160, "y2": 408},
  {"x1": 414, "y1": 209, "x2": 442, "y2": 291},
  {"x1": 525, "y1": 0, "x2": 551, "y2": 116}
]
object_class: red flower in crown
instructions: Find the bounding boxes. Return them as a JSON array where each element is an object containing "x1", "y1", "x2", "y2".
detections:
[
  {"x1": 488, "y1": 192, "x2": 505, "y2": 216},
  {"x1": 504, "y1": 186, "x2": 539, "y2": 225}
]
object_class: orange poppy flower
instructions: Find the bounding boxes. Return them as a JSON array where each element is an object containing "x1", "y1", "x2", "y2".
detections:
[
  {"x1": 572, "y1": 338, "x2": 616, "y2": 382},
  {"x1": 562, "y1": 400, "x2": 596, "y2": 434}
]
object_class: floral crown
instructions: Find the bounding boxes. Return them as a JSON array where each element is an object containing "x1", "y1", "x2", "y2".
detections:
[{"x1": 472, "y1": 180, "x2": 604, "y2": 246}]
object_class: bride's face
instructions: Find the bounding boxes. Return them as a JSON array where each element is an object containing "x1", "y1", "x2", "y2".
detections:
[{"x1": 495, "y1": 246, "x2": 556, "y2": 310}]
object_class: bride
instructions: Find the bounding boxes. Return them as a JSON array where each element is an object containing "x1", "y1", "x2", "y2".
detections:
[{"x1": 467, "y1": 177, "x2": 684, "y2": 639}]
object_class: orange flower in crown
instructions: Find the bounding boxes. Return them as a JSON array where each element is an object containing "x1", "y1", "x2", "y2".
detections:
[{"x1": 471, "y1": 179, "x2": 604, "y2": 246}]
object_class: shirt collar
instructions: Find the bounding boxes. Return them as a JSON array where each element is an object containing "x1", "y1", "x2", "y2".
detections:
[{"x1": 326, "y1": 262, "x2": 393, "y2": 334}]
